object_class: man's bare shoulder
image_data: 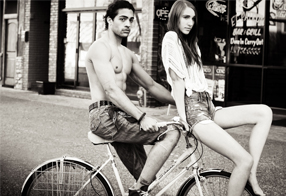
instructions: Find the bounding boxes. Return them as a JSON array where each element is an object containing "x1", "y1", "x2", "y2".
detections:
[
  {"x1": 87, "y1": 38, "x2": 111, "y2": 60},
  {"x1": 120, "y1": 45, "x2": 137, "y2": 61},
  {"x1": 121, "y1": 44, "x2": 132, "y2": 53}
]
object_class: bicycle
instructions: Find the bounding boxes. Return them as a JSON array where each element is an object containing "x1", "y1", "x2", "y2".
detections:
[{"x1": 21, "y1": 121, "x2": 256, "y2": 196}]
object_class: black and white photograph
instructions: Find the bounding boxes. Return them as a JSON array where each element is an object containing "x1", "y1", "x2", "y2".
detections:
[{"x1": 1, "y1": 0, "x2": 285, "y2": 195}]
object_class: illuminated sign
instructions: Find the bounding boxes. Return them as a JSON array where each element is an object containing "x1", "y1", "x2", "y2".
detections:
[
  {"x1": 155, "y1": 6, "x2": 170, "y2": 21},
  {"x1": 206, "y1": 0, "x2": 227, "y2": 17}
]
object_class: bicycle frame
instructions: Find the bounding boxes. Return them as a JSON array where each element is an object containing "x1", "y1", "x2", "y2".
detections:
[
  {"x1": 22, "y1": 120, "x2": 256, "y2": 196},
  {"x1": 83, "y1": 136, "x2": 205, "y2": 196}
]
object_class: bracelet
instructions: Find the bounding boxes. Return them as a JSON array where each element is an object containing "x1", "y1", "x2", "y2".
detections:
[{"x1": 138, "y1": 112, "x2": 146, "y2": 124}]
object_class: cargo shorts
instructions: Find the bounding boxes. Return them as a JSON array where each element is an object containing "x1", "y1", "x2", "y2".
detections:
[{"x1": 89, "y1": 104, "x2": 180, "y2": 180}]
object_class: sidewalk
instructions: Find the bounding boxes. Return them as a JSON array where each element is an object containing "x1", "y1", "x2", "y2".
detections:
[
  {"x1": 1, "y1": 86, "x2": 286, "y2": 125},
  {"x1": 0, "y1": 86, "x2": 178, "y2": 120}
]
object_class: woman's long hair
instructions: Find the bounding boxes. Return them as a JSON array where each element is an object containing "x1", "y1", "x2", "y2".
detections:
[{"x1": 167, "y1": 0, "x2": 201, "y2": 67}]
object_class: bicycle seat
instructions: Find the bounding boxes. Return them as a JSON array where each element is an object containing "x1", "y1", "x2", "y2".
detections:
[{"x1": 88, "y1": 131, "x2": 114, "y2": 145}]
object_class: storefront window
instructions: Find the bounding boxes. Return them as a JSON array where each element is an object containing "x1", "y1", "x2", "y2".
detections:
[
  {"x1": 228, "y1": 67, "x2": 262, "y2": 103},
  {"x1": 197, "y1": 0, "x2": 228, "y2": 64},
  {"x1": 264, "y1": 69, "x2": 286, "y2": 108},
  {"x1": 268, "y1": 0, "x2": 286, "y2": 66},
  {"x1": 66, "y1": 0, "x2": 96, "y2": 8},
  {"x1": 64, "y1": 12, "x2": 94, "y2": 87},
  {"x1": 96, "y1": 0, "x2": 142, "y2": 8},
  {"x1": 229, "y1": 0, "x2": 265, "y2": 65},
  {"x1": 78, "y1": 13, "x2": 94, "y2": 87},
  {"x1": 96, "y1": 12, "x2": 106, "y2": 39},
  {"x1": 64, "y1": 13, "x2": 77, "y2": 84},
  {"x1": 195, "y1": 0, "x2": 228, "y2": 103}
]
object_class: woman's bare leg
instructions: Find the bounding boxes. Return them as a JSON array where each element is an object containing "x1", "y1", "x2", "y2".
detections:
[
  {"x1": 193, "y1": 122, "x2": 253, "y2": 196},
  {"x1": 214, "y1": 104, "x2": 272, "y2": 195}
]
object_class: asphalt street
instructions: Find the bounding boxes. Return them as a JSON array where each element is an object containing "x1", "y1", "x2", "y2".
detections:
[{"x1": 0, "y1": 87, "x2": 285, "y2": 195}]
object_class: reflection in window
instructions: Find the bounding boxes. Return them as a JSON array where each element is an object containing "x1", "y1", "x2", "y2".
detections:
[
  {"x1": 96, "y1": 12, "x2": 106, "y2": 40},
  {"x1": 96, "y1": 0, "x2": 142, "y2": 8},
  {"x1": 197, "y1": 0, "x2": 227, "y2": 64},
  {"x1": 268, "y1": 21, "x2": 286, "y2": 66},
  {"x1": 127, "y1": 13, "x2": 141, "y2": 56},
  {"x1": 66, "y1": 0, "x2": 95, "y2": 8},
  {"x1": 269, "y1": 0, "x2": 286, "y2": 20},
  {"x1": 78, "y1": 13, "x2": 94, "y2": 87},
  {"x1": 126, "y1": 12, "x2": 142, "y2": 97},
  {"x1": 64, "y1": 14, "x2": 77, "y2": 81},
  {"x1": 234, "y1": 0, "x2": 265, "y2": 27},
  {"x1": 79, "y1": 13, "x2": 93, "y2": 68},
  {"x1": 268, "y1": 0, "x2": 286, "y2": 66}
]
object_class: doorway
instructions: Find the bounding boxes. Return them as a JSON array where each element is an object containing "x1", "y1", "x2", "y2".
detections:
[{"x1": 3, "y1": 18, "x2": 17, "y2": 87}]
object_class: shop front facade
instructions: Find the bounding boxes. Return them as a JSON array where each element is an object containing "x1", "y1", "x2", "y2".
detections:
[
  {"x1": 155, "y1": 0, "x2": 286, "y2": 113},
  {"x1": 1, "y1": 0, "x2": 286, "y2": 112}
]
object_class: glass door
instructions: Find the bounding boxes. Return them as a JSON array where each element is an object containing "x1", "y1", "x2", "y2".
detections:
[
  {"x1": 78, "y1": 13, "x2": 95, "y2": 88},
  {"x1": 64, "y1": 12, "x2": 94, "y2": 89},
  {"x1": 64, "y1": 13, "x2": 78, "y2": 87}
]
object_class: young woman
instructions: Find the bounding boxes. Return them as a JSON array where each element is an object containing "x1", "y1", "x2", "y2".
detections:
[{"x1": 161, "y1": 1, "x2": 272, "y2": 195}]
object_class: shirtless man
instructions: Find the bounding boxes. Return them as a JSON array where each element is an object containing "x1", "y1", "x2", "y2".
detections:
[{"x1": 85, "y1": 1, "x2": 180, "y2": 195}]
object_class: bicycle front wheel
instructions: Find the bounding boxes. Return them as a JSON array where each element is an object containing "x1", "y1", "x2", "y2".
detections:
[
  {"x1": 21, "y1": 157, "x2": 114, "y2": 196},
  {"x1": 177, "y1": 169, "x2": 255, "y2": 196}
]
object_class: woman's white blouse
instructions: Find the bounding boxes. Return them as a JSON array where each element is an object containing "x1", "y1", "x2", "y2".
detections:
[{"x1": 161, "y1": 31, "x2": 209, "y2": 97}]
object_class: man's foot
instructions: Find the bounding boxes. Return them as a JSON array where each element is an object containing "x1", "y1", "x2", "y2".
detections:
[{"x1": 128, "y1": 185, "x2": 149, "y2": 196}]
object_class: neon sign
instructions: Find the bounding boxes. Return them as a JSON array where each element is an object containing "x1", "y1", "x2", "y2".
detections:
[{"x1": 206, "y1": 0, "x2": 227, "y2": 17}]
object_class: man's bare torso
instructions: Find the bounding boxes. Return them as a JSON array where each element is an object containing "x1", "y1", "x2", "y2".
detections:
[{"x1": 85, "y1": 34, "x2": 133, "y2": 102}]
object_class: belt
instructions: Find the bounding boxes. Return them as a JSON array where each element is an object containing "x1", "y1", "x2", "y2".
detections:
[{"x1": 89, "y1": 101, "x2": 114, "y2": 112}]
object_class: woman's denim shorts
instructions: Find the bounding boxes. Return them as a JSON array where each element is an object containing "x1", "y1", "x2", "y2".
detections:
[{"x1": 185, "y1": 91, "x2": 222, "y2": 132}]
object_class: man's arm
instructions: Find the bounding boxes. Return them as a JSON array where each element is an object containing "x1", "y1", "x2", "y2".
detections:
[
  {"x1": 87, "y1": 42, "x2": 158, "y2": 132},
  {"x1": 128, "y1": 50, "x2": 175, "y2": 105}
]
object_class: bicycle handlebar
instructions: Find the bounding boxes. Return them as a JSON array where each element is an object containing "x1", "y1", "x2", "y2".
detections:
[
  {"x1": 156, "y1": 121, "x2": 183, "y2": 128},
  {"x1": 156, "y1": 120, "x2": 192, "y2": 148}
]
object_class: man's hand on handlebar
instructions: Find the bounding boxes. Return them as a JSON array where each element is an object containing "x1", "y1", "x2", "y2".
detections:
[
  {"x1": 172, "y1": 116, "x2": 190, "y2": 136},
  {"x1": 139, "y1": 115, "x2": 159, "y2": 132},
  {"x1": 138, "y1": 115, "x2": 191, "y2": 134}
]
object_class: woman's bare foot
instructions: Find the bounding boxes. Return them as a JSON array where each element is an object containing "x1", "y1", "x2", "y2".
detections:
[{"x1": 249, "y1": 175, "x2": 265, "y2": 196}]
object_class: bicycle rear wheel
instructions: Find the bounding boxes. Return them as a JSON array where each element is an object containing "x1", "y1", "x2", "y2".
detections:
[
  {"x1": 177, "y1": 170, "x2": 255, "y2": 196},
  {"x1": 21, "y1": 157, "x2": 114, "y2": 196}
]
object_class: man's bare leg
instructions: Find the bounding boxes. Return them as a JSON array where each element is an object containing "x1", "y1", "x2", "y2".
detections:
[{"x1": 133, "y1": 129, "x2": 180, "y2": 189}]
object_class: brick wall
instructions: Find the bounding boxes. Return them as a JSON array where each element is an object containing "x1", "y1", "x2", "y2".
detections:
[
  {"x1": 21, "y1": 0, "x2": 31, "y2": 90},
  {"x1": 48, "y1": 0, "x2": 59, "y2": 83},
  {"x1": 14, "y1": 57, "x2": 23, "y2": 89},
  {"x1": 141, "y1": 0, "x2": 154, "y2": 74},
  {"x1": 141, "y1": 0, "x2": 161, "y2": 107}
]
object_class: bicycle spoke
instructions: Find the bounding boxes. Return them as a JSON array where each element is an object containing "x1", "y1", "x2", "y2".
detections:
[
  {"x1": 178, "y1": 171, "x2": 255, "y2": 196},
  {"x1": 26, "y1": 161, "x2": 109, "y2": 196}
]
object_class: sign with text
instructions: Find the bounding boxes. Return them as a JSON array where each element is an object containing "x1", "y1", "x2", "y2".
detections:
[
  {"x1": 230, "y1": 27, "x2": 263, "y2": 64},
  {"x1": 214, "y1": 66, "x2": 225, "y2": 102},
  {"x1": 228, "y1": 0, "x2": 265, "y2": 64},
  {"x1": 154, "y1": 6, "x2": 170, "y2": 21},
  {"x1": 203, "y1": 66, "x2": 215, "y2": 99}
]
